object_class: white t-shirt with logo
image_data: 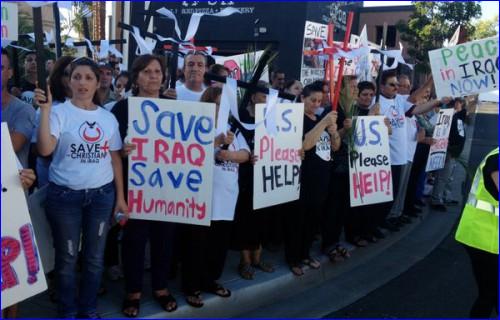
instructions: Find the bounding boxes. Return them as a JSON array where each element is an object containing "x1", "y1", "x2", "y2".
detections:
[
  {"x1": 177, "y1": 84, "x2": 205, "y2": 102},
  {"x1": 379, "y1": 94, "x2": 413, "y2": 165},
  {"x1": 406, "y1": 115, "x2": 418, "y2": 162},
  {"x1": 48, "y1": 100, "x2": 122, "y2": 190},
  {"x1": 211, "y1": 131, "x2": 250, "y2": 221},
  {"x1": 315, "y1": 131, "x2": 331, "y2": 161}
]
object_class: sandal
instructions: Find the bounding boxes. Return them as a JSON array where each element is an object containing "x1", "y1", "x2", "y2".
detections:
[
  {"x1": 290, "y1": 265, "x2": 304, "y2": 276},
  {"x1": 122, "y1": 297, "x2": 140, "y2": 318},
  {"x1": 336, "y1": 245, "x2": 351, "y2": 259},
  {"x1": 302, "y1": 258, "x2": 321, "y2": 269},
  {"x1": 204, "y1": 283, "x2": 231, "y2": 298},
  {"x1": 252, "y1": 261, "x2": 275, "y2": 273},
  {"x1": 238, "y1": 263, "x2": 255, "y2": 280},
  {"x1": 154, "y1": 293, "x2": 177, "y2": 312},
  {"x1": 327, "y1": 248, "x2": 345, "y2": 263},
  {"x1": 185, "y1": 292, "x2": 204, "y2": 308}
]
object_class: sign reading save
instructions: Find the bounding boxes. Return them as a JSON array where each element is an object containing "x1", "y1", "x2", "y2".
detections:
[
  {"x1": 429, "y1": 37, "x2": 499, "y2": 98},
  {"x1": 1, "y1": 2, "x2": 18, "y2": 42}
]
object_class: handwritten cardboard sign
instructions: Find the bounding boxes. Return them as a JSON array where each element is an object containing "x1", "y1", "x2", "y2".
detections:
[
  {"x1": 128, "y1": 97, "x2": 215, "y2": 226},
  {"x1": 425, "y1": 108, "x2": 455, "y2": 172},
  {"x1": 1, "y1": 123, "x2": 47, "y2": 309},
  {"x1": 429, "y1": 37, "x2": 499, "y2": 98},
  {"x1": 215, "y1": 50, "x2": 269, "y2": 82},
  {"x1": 1, "y1": 2, "x2": 18, "y2": 42},
  {"x1": 253, "y1": 103, "x2": 304, "y2": 209},
  {"x1": 348, "y1": 116, "x2": 393, "y2": 207}
]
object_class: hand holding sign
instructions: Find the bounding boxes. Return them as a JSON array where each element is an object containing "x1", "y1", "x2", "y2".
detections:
[
  {"x1": 223, "y1": 131, "x2": 235, "y2": 145},
  {"x1": 322, "y1": 111, "x2": 338, "y2": 128},
  {"x1": 19, "y1": 169, "x2": 36, "y2": 190},
  {"x1": 33, "y1": 84, "x2": 52, "y2": 109}
]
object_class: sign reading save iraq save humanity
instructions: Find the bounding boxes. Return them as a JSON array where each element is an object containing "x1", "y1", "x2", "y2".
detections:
[
  {"x1": 1, "y1": 123, "x2": 47, "y2": 309},
  {"x1": 348, "y1": 116, "x2": 393, "y2": 207},
  {"x1": 429, "y1": 36, "x2": 499, "y2": 98},
  {"x1": 253, "y1": 103, "x2": 304, "y2": 209},
  {"x1": 128, "y1": 97, "x2": 215, "y2": 226}
]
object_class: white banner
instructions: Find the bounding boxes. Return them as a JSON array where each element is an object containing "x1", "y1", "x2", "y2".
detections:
[
  {"x1": 301, "y1": 21, "x2": 329, "y2": 85},
  {"x1": 214, "y1": 50, "x2": 268, "y2": 82},
  {"x1": 348, "y1": 116, "x2": 393, "y2": 207},
  {"x1": 429, "y1": 37, "x2": 499, "y2": 98},
  {"x1": 1, "y1": 2, "x2": 18, "y2": 42},
  {"x1": 253, "y1": 103, "x2": 304, "y2": 209},
  {"x1": 425, "y1": 108, "x2": 455, "y2": 172},
  {"x1": 1, "y1": 123, "x2": 47, "y2": 309},
  {"x1": 127, "y1": 97, "x2": 215, "y2": 226}
]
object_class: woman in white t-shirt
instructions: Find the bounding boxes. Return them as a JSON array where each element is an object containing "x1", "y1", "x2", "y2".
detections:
[
  {"x1": 35, "y1": 57, "x2": 128, "y2": 319},
  {"x1": 181, "y1": 87, "x2": 251, "y2": 308}
]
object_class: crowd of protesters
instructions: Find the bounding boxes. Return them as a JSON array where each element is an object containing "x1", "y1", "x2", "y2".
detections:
[{"x1": 1, "y1": 46, "x2": 466, "y2": 319}]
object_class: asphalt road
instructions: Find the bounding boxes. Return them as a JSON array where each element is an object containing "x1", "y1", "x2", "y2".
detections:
[{"x1": 328, "y1": 106, "x2": 498, "y2": 318}]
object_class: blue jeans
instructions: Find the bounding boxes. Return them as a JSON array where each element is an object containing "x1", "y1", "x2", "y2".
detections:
[{"x1": 46, "y1": 182, "x2": 115, "y2": 318}]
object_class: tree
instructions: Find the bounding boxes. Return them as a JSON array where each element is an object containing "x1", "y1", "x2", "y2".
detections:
[
  {"x1": 472, "y1": 15, "x2": 498, "y2": 40},
  {"x1": 396, "y1": 1, "x2": 481, "y2": 74}
]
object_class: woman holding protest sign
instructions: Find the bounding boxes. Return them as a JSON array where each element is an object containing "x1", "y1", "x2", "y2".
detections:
[
  {"x1": 180, "y1": 87, "x2": 251, "y2": 308},
  {"x1": 35, "y1": 57, "x2": 127, "y2": 319},
  {"x1": 111, "y1": 54, "x2": 178, "y2": 317},
  {"x1": 284, "y1": 80, "x2": 340, "y2": 276}
]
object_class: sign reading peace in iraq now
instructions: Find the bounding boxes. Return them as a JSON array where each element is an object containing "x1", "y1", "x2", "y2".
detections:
[
  {"x1": 128, "y1": 97, "x2": 215, "y2": 226},
  {"x1": 429, "y1": 36, "x2": 499, "y2": 98},
  {"x1": 1, "y1": 123, "x2": 47, "y2": 309},
  {"x1": 253, "y1": 103, "x2": 304, "y2": 210},
  {"x1": 348, "y1": 116, "x2": 393, "y2": 207}
]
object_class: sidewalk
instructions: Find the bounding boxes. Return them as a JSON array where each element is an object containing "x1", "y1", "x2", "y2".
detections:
[{"x1": 18, "y1": 129, "x2": 474, "y2": 319}]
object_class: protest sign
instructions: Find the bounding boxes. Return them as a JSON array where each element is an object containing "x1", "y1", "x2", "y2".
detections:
[
  {"x1": 253, "y1": 103, "x2": 304, "y2": 209},
  {"x1": 1, "y1": 2, "x2": 18, "y2": 42},
  {"x1": 425, "y1": 108, "x2": 455, "y2": 172},
  {"x1": 128, "y1": 97, "x2": 215, "y2": 226},
  {"x1": 301, "y1": 21, "x2": 329, "y2": 85},
  {"x1": 348, "y1": 116, "x2": 393, "y2": 207},
  {"x1": 1, "y1": 123, "x2": 47, "y2": 309},
  {"x1": 429, "y1": 37, "x2": 499, "y2": 98},
  {"x1": 215, "y1": 51, "x2": 269, "y2": 82}
]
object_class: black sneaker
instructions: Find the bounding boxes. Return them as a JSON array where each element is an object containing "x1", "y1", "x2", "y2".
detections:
[{"x1": 431, "y1": 204, "x2": 447, "y2": 212}]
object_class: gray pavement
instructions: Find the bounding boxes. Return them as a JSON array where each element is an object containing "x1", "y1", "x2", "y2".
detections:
[{"x1": 18, "y1": 103, "x2": 497, "y2": 318}]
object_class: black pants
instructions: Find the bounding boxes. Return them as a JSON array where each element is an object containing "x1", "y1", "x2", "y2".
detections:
[
  {"x1": 181, "y1": 221, "x2": 232, "y2": 294},
  {"x1": 376, "y1": 164, "x2": 402, "y2": 225},
  {"x1": 121, "y1": 220, "x2": 175, "y2": 293},
  {"x1": 404, "y1": 143, "x2": 430, "y2": 214},
  {"x1": 321, "y1": 172, "x2": 349, "y2": 252},
  {"x1": 466, "y1": 245, "x2": 498, "y2": 318},
  {"x1": 104, "y1": 224, "x2": 121, "y2": 267}
]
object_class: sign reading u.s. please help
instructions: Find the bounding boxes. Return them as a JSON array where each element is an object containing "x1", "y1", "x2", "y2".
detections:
[
  {"x1": 348, "y1": 116, "x2": 393, "y2": 207},
  {"x1": 127, "y1": 97, "x2": 215, "y2": 226},
  {"x1": 253, "y1": 103, "x2": 304, "y2": 210},
  {"x1": 1, "y1": 123, "x2": 47, "y2": 309},
  {"x1": 429, "y1": 36, "x2": 499, "y2": 98},
  {"x1": 1, "y1": 2, "x2": 18, "y2": 42}
]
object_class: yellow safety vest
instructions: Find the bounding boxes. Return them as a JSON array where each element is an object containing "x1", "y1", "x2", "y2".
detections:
[{"x1": 455, "y1": 147, "x2": 499, "y2": 254}]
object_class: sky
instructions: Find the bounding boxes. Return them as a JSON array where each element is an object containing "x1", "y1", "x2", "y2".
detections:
[{"x1": 363, "y1": 1, "x2": 499, "y2": 21}]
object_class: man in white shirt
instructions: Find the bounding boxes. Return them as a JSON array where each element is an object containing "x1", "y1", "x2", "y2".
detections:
[
  {"x1": 177, "y1": 51, "x2": 207, "y2": 101},
  {"x1": 377, "y1": 70, "x2": 450, "y2": 231}
]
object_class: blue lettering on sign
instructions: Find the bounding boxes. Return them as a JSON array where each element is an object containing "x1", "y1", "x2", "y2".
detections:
[
  {"x1": 130, "y1": 162, "x2": 146, "y2": 186},
  {"x1": 368, "y1": 120, "x2": 381, "y2": 145},
  {"x1": 186, "y1": 170, "x2": 202, "y2": 192},
  {"x1": 132, "y1": 99, "x2": 214, "y2": 145},
  {"x1": 354, "y1": 119, "x2": 366, "y2": 146},
  {"x1": 167, "y1": 171, "x2": 184, "y2": 189},
  {"x1": 281, "y1": 109, "x2": 293, "y2": 132}
]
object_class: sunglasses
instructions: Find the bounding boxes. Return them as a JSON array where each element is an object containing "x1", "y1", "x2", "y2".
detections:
[{"x1": 387, "y1": 82, "x2": 399, "y2": 88}]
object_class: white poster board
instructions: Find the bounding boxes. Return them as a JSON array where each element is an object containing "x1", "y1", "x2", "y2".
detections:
[
  {"x1": 1, "y1": 123, "x2": 47, "y2": 309},
  {"x1": 301, "y1": 21, "x2": 329, "y2": 85},
  {"x1": 127, "y1": 97, "x2": 215, "y2": 226},
  {"x1": 425, "y1": 108, "x2": 455, "y2": 172},
  {"x1": 1, "y1": 2, "x2": 18, "y2": 42},
  {"x1": 253, "y1": 103, "x2": 304, "y2": 209},
  {"x1": 215, "y1": 50, "x2": 268, "y2": 82},
  {"x1": 348, "y1": 116, "x2": 393, "y2": 207},
  {"x1": 429, "y1": 37, "x2": 499, "y2": 98}
]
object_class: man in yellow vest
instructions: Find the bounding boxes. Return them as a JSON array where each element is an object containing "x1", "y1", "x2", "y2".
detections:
[{"x1": 455, "y1": 147, "x2": 498, "y2": 318}]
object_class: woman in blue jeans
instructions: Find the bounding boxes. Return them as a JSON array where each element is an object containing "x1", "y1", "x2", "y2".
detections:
[{"x1": 35, "y1": 57, "x2": 128, "y2": 319}]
